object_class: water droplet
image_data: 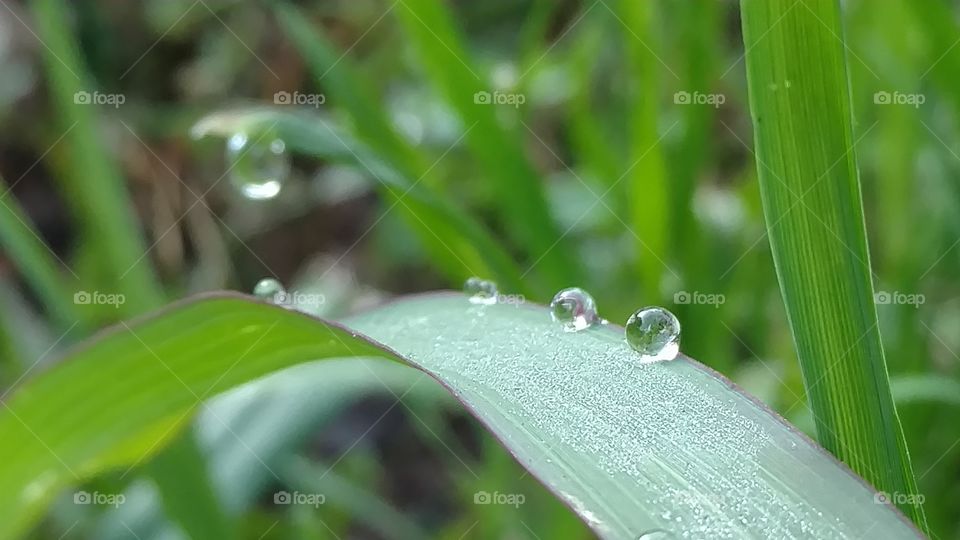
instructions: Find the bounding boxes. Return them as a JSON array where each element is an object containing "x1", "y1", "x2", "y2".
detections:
[
  {"x1": 625, "y1": 307, "x2": 681, "y2": 363},
  {"x1": 637, "y1": 530, "x2": 675, "y2": 540},
  {"x1": 226, "y1": 132, "x2": 289, "y2": 200},
  {"x1": 463, "y1": 277, "x2": 497, "y2": 305},
  {"x1": 253, "y1": 278, "x2": 287, "y2": 304},
  {"x1": 550, "y1": 287, "x2": 599, "y2": 331}
]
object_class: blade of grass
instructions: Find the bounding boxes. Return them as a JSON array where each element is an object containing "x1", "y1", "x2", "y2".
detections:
[
  {"x1": 392, "y1": 0, "x2": 579, "y2": 292},
  {"x1": 0, "y1": 293, "x2": 923, "y2": 538},
  {"x1": 739, "y1": 0, "x2": 926, "y2": 528},
  {"x1": 0, "y1": 176, "x2": 85, "y2": 331},
  {"x1": 273, "y1": 4, "x2": 424, "y2": 177},
  {"x1": 32, "y1": 0, "x2": 164, "y2": 315},
  {"x1": 145, "y1": 431, "x2": 233, "y2": 539},
  {"x1": 618, "y1": 0, "x2": 671, "y2": 301},
  {"x1": 281, "y1": 456, "x2": 430, "y2": 540}
]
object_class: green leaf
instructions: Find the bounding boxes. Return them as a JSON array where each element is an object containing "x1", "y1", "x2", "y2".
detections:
[
  {"x1": 739, "y1": 0, "x2": 926, "y2": 528},
  {"x1": 0, "y1": 294, "x2": 921, "y2": 539}
]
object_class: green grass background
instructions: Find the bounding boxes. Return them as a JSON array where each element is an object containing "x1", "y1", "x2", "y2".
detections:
[{"x1": 0, "y1": 0, "x2": 957, "y2": 538}]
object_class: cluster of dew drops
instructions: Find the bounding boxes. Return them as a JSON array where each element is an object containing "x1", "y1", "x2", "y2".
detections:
[
  {"x1": 223, "y1": 138, "x2": 676, "y2": 359},
  {"x1": 464, "y1": 277, "x2": 680, "y2": 364}
]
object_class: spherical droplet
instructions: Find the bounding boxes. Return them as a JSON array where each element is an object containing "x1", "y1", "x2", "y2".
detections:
[
  {"x1": 550, "y1": 287, "x2": 599, "y2": 331},
  {"x1": 226, "y1": 132, "x2": 289, "y2": 200},
  {"x1": 253, "y1": 278, "x2": 287, "y2": 304},
  {"x1": 464, "y1": 277, "x2": 497, "y2": 305},
  {"x1": 625, "y1": 307, "x2": 680, "y2": 363}
]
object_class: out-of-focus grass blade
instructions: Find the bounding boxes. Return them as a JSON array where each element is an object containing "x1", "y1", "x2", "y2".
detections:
[
  {"x1": 0, "y1": 176, "x2": 84, "y2": 331},
  {"x1": 192, "y1": 108, "x2": 528, "y2": 295},
  {"x1": 739, "y1": 0, "x2": 926, "y2": 528},
  {"x1": 617, "y1": 1, "x2": 671, "y2": 301},
  {"x1": 392, "y1": 0, "x2": 579, "y2": 292},
  {"x1": 273, "y1": 3, "x2": 423, "y2": 176},
  {"x1": 145, "y1": 432, "x2": 233, "y2": 539},
  {"x1": 32, "y1": 0, "x2": 164, "y2": 315},
  {"x1": 281, "y1": 456, "x2": 430, "y2": 540},
  {"x1": 0, "y1": 293, "x2": 923, "y2": 538},
  {"x1": 891, "y1": 375, "x2": 960, "y2": 407}
]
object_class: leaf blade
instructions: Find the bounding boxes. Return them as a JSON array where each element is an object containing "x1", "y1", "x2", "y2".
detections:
[{"x1": 0, "y1": 294, "x2": 921, "y2": 539}]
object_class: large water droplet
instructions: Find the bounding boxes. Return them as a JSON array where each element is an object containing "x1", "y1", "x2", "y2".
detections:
[
  {"x1": 464, "y1": 277, "x2": 497, "y2": 305},
  {"x1": 253, "y1": 278, "x2": 287, "y2": 304},
  {"x1": 226, "y1": 132, "x2": 289, "y2": 200},
  {"x1": 550, "y1": 287, "x2": 599, "y2": 331},
  {"x1": 625, "y1": 307, "x2": 680, "y2": 363},
  {"x1": 637, "y1": 530, "x2": 675, "y2": 540}
]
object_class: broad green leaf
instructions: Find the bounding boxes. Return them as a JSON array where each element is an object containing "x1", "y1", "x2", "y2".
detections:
[
  {"x1": 739, "y1": 0, "x2": 925, "y2": 527},
  {"x1": 95, "y1": 359, "x2": 442, "y2": 539},
  {"x1": 0, "y1": 294, "x2": 921, "y2": 539}
]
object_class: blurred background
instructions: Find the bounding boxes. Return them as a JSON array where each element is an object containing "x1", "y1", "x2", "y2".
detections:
[{"x1": 0, "y1": 0, "x2": 958, "y2": 538}]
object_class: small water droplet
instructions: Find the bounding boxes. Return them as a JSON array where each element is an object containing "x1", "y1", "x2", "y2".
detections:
[
  {"x1": 550, "y1": 287, "x2": 599, "y2": 331},
  {"x1": 625, "y1": 307, "x2": 681, "y2": 363},
  {"x1": 226, "y1": 132, "x2": 289, "y2": 200},
  {"x1": 463, "y1": 277, "x2": 498, "y2": 305},
  {"x1": 253, "y1": 278, "x2": 287, "y2": 304},
  {"x1": 637, "y1": 530, "x2": 675, "y2": 540}
]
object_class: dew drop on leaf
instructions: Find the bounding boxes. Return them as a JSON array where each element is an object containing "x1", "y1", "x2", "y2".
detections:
[
  {"x1": 550, "y1": 287, "x2": 599, "y2": 331},
  {"x1": 226, "y1": 132, "x2": 289, "y2": 200},
  {"x1": 625, "y1": 307, "x2": 680, "y2": 363},
  {"x1": 463, "y1": 277, "x2": 498, "y2": 305},
  {"x1": 253, "y1": 278, "x2": 286, "y2": 304}
]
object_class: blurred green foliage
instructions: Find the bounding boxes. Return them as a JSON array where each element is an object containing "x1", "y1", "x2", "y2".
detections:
[{"x1": 0, "y1": 0, "x2": 957, "y2": 538}]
